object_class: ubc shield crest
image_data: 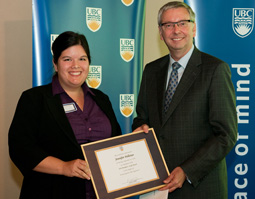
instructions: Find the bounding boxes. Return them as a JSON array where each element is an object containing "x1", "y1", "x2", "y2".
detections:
[
  {"x1": 233, "y1": 8, "x2": 254, "y2": 38},
  {"x1": 121, "y1": 0, "x2": 134, "y2": 6},
  {"x1": 50, "y1": 34, "x2": 59, "y2": 54},
  {"x1": 86, "y1": 7, "x2": 102, "y2": 32},
  {"x1": 120, "y1": 94, "x2": 134, "y2": 117},
  {"x1": 120, "y1": 39, "x2": 135, "y2": 62},
  {"x1": 86, "y1": 65, "x2": 102, "y2": 89}
]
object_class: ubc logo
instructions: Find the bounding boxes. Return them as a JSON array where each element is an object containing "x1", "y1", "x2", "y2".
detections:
[
  {"x1": 121, "y1": 0, "x2": 134, "y2": 6},
  {"x1": 86, "y1": 66, "x2": 102, "y2": 89},
  {"x1": 120, "y1": 39, "x2": 135, "y2": 62},
  {"x1": 119, "y1": 146, "x2": 124, "y2": 151},
  {"x1": 86, "y1": 7, "x2": 102, "y2": 32},
  {"x1": 233, "y1": 8, "x2": 254, "y2": 38},
  {"x1": 120, "y1": 94, "x2": 134, "y2": 117},
  {"x1": 50, "y1": 34, "x2": 59, "y2": 54}
]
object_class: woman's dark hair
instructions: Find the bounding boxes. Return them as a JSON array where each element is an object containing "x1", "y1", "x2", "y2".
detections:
[{"x1": 52, "y1": 31, "x2": 91, "y2": 64}]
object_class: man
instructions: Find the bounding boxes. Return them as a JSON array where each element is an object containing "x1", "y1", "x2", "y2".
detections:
[{"x1": 132, "y1": 1, "x2": 237, "y2": 199}]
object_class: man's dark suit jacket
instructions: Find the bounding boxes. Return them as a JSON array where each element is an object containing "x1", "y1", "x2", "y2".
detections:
[
  {"x1": 132, "y1": 47, "x2": 237, "y2": 199},
  {"x1": 9, "y1": 83, "x2": 121, "y2": 199}
]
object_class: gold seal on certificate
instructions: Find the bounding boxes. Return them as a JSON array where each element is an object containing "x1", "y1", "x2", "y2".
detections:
[{"x1": 81, "y1": 128, "x2": 169, "y2": 199}]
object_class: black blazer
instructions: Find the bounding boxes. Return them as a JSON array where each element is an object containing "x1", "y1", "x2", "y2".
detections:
[
  {"x1": 133, "y1": 47, "x2": 237, "y2": 199},
  {"x1": 9, "y1": 83, "x2": 121, "y2": 199}
]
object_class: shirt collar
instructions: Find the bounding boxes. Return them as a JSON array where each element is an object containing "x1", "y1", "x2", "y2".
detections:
[
  {"x1": 169, "y1": 45, "x2": 194, "y2": 69},
  {"x1": 52, "y1": 74, "x2": 95, "y2": 96}
]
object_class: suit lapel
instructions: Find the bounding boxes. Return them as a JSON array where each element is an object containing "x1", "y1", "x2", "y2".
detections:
[
  {"x1": 45, "y1": 88, "x2": 80, "y2": 149},
  {"x1": 162, "y1": 48, "x2": 202, "y2": 126},
  {"x1": 156, "y1": 56, "x2": 170, "y2": 123}
]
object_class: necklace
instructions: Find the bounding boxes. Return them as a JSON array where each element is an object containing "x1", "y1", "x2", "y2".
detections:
[{"x1": 68, "y1": 90, "x2": 84, "y2": 111}]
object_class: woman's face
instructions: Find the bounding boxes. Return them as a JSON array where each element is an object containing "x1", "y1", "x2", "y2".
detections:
[{"x1": 53, "y1": 45, "x2": 90, "y2": 91}]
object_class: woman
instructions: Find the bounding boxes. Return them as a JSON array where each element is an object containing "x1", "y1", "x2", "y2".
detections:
[{"x1": 9, "y1": 31, "x2": 121, "y2": 199}]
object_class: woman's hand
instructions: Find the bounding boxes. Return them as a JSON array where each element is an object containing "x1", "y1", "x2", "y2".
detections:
[
  {"x1": 62, "y1": 159, "x2": 91, "y2": 180},
  {"x1": 33, "y1": 156, "x2": 91, "y2": 180}
]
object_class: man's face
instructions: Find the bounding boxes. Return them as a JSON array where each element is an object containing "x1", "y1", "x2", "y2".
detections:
[{"x1": 159, "y1": 7, "x2": 196, "y2": 60}]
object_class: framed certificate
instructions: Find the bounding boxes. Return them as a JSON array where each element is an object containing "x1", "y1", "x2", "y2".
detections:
[{"x1": 81, "y1": 128, "x2": 169, "y2": 199}]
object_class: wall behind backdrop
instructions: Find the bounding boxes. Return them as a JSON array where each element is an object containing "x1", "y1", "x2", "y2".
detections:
[
  {"x1": 0, "y1": 0, "x2": 174, "y2": 198},
  {"x1": 3, "y1": 0, "x2": 254, "y2": 198}
]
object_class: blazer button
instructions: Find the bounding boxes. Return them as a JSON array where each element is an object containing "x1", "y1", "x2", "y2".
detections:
[{"x1": 160, "y1": 135, "x2": 165, "y2": 140}]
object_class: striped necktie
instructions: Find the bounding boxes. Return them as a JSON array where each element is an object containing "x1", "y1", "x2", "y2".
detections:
[{"x1": 163, "y1": 62, "x2": 181, "y2": 113}]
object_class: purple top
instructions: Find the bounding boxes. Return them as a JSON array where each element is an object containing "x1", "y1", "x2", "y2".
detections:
[{"x1": 52, "y1": 75, "x2": 111, "y2": 198}]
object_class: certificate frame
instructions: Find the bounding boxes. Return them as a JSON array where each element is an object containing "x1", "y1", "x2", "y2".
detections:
[{"x1": 81, "y1": 128, "x2": 169, "y2": 199}]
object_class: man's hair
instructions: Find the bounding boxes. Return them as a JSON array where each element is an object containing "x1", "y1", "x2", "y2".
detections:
[{"x1": 158, "y1": 1, "x2": 196, "y2": 26}]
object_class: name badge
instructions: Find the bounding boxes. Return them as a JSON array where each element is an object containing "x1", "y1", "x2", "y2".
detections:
[{"x1": 63, "y1": 102, "x2": 77, "y2": 113}]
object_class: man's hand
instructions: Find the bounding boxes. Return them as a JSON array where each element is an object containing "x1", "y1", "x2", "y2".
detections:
[
  {"x1": 133, "y1": 124, "x2": 149, "y2": 133},
  {"x1": 159, "y1": 167, "x2": 186, "y2": 193}
]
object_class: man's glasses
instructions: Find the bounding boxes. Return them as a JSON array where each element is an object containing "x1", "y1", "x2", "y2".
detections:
[{"x1": 160, "y1": 20, "x2": 194, "y2": 30}]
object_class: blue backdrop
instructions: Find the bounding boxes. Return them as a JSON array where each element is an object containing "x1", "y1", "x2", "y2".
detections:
[
  {"x1": 32, "y1": 0, "x2": 145, "y2": 135},
  {"x1": 32, "y1": 0, "x2": 145, "y2": 198},
  {"x1": 185, "y1": 0, "x2": 255, "y2": 198}
]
